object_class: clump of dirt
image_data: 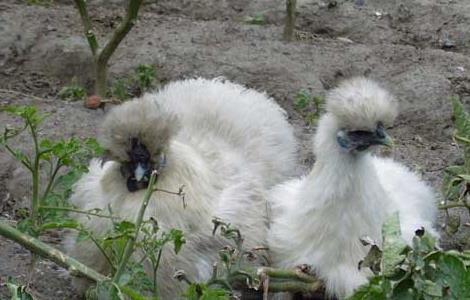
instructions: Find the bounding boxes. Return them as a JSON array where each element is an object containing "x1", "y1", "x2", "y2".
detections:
[{"x1": 1, "y1": 0, "x2": 470, "y2": 299}]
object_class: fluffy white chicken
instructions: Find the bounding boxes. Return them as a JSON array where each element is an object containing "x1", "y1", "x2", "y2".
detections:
[
  {"x1": 267, "y1": 77, "x2": 439, "y2": 298},
  {"x1": 64, "y1": 78, "x2": 298, "y2": 298}
]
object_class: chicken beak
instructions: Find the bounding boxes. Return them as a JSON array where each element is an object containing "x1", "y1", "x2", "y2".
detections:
[
  {"x1": 381, "y1": 133, "x2": 394, "y2": 148},
  {"x1": 375, "y1": 124, "x2": 394, "y2": 148},
  {"x1": 134, "y1": 163, "x2": 147, "y2": 182}
]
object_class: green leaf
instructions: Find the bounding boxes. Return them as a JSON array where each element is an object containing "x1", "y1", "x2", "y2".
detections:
[
  {"x1": 381, "y1": 212, "x2": 407, "y2": 276},
  {"x1": 84, "y1": 138, "x2": 105, "y2": 156},
  {"x1": 436, "y1": 253, "x2": 470, "y2": 299},
  {"x1": 6, "y1": 277, "x2": 34, "y2": 300},
  {"x1": 359, "y1": 244, "x2": 382, "y2": 275},
  {"x1": 58, "y1": 84, "x2": 86, "y2": 101},
  {"x1": 114, "y1": 221, "x2": 136, "y2": 235},
  {"x1": 86, "y1": 281, "x2": 124, "y2": 300},
  {"x1": 135, "y1": 64, "x2": 156, "y2": 92},
  {"x1": 183, "y1": 284, "x2": 229, "y2": 300},
  {"x1": 421, "y1": 279, "x2": 442, "y2": 297},
  {"x1": 457, "y1": 174, "x2": 470, "y2": 181},
  {"x1": 16, "y1": 218, "x2": 38, "y2": 237},
  {"x1": 244, "y1": 14, "x2": 266, "y2": 25},
  {"x1": 294, "y1": 89, "x2": 312, "y2": 111},
  {"x1": 120, "y1": 285, "x2": 157, "y2": 300},
  {"x1": 347, "y1": 277, "x2": 387, "y2": 300},
  {"x1": 169, "y1": 229, "x2": 185, "y2": 254},
  {"x1": 452, "y1": 96, "x2": 470, "y2": 171}
]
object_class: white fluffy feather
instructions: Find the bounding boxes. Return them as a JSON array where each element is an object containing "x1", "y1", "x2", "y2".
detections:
[
  {"x1": 267, "y1": 77, "x2": 438, "y2": 298},
  {"x1": 64, "y1": 78, "x2": 298, "y2": 298}
]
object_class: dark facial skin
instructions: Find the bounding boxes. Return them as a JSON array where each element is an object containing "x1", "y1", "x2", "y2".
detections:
[
  {"x1": 337, "y1": 122, "x2": 392, "y2": 152},
  {"x1": 123, "y1": 138, "x2": 152, "y2": 192}
]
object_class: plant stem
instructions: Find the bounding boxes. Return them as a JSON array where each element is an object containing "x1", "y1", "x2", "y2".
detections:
[
  {"x1": 439, "y1": 202, "x2": 470, "y2": 210},
  {"x1": 283, "y1": 0, "x2": 297, "y2": 41},
  {"x1": 3, "y1": 143, "x2": 33, "y2": 172},
  {"x1": 268, "y1": 279, "x2": 322, "y2": 293},
  {"x1": 258, "y1": 267, "x2": 318, "y2": 283},
  {"x1": 95, "y1": 62, "x2": 108, "y2": 99},
  {"x1": 112, "y1": 171, "x2": 157, "y2": 284},
  {"x1": 41, "y1": 162, "x2": 62, "y2": 203},
  {"x1": 39, "y1": 206, "x2": 115, "y2": 219},
  {"x1": 29, "y1": 120, "x2": 40, "y2": 231},
  {"x1": 86, "y1": 230, "x2": 116, "y2": 272},
  {"x1": 73, "y1": 0, "x2": 98, "y2": 56},
  {"x1": 257, "y1": 267, "x2": 322, "y2": 293},
  {"x1": 153, "y1": 249, "x2": 163, "y2": 297},
  {"x1": 74, "y1": 0, "x2": 144, "y2": 97},
  {"x1": 0, "y1": 220, "x2": 107, "y2": 283}
]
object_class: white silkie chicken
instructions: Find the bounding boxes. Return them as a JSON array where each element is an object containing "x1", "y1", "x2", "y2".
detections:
[
  {"x1": 64, "y1": 78, "x2": 298, "y2": 298},
  {"x1": 267, "y1": 77, "x2": 439, "y2": 298}
]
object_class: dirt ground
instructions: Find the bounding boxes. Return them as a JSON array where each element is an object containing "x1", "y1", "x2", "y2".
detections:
[{"x1": 1, "y1": 0, "x2": 470, "y2": 299}]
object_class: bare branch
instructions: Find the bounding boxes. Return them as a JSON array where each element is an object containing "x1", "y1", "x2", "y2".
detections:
[
  {"x1": 97, "y1": 0, "x2": 144, "y2": 67},
  {"x1": 283, "y1": 0, "x2": 297, "y2": 41},
  {"x1": 0, "y1": 220, "x2": 107, "y2": 283},
  {"x1": 73, "y1": 0, "x2": 99, "y2": 57}
]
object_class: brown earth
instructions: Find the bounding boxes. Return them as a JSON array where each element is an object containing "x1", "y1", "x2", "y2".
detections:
[{"x1": 1, "y1": 0, "x2": 470, "y2": 298}]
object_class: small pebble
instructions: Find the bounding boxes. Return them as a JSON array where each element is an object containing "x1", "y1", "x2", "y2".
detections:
[{"x1": 355, "y1": 0, "x2": 365, "y2": 6}]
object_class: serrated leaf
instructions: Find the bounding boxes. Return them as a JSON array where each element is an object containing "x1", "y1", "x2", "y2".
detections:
[
  {"x1": 381, "y1": 213, "x2": 407, "y2": 276},
  {"x1": 114, "y1": 221, "x2": 136, "y2": 235},
  {"x1": 170, "y1": 229, "x2": 185, "y2": 254}
]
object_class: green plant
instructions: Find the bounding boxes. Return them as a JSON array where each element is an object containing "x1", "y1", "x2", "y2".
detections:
[
  {"x1": 294, "y1": 89, "x2": 325, "y2": 126},
  {"x1": 58, "y1": 83, "x2": 87, "y2": 101},
  {"x1": 135, "y1": 64, "x2": 156, "y2": 93},
  {"x1": 0, "y1": 105, "x2": 191, "y2": 298},
  {"x1": 349, "y1": 213, "x2": 470, "y2": 299},
  {"x1": 441, "y1": 96, "x2": 470, "y2": 235},
  {"x1": 244, "y1": 13, "x2": 266, "y2": 25},
  {"x1": 0, "y1": 106, "x2": 101, "y2": 236},
  {"x1": 178, "y1": 218, "x2": 321, "y2": 298},
  {"x1": 110, "y1": 64, "x2": 156, "y2": 101},
  {"x1": 6, "y1": 277, "x2": 34, "y2": 300},
  {"x1": 74, "y1": 0, "x2": 144, "y2": 97},
  {"x1": 111, "y1": 78, "x2": 131, "y2": 101}
]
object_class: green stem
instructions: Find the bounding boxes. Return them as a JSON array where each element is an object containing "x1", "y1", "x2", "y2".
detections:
[
  {"x1": 258, "y1": 267, "x2": 318, "y2": 283},
  {"x1": 95, "y1": 0, "x2": 144, "y2": 97},
  {"x1": 267, "y1": 279, "x2": 322, "y2": 293},
  {"x1": 439, "y1": 201, "x2": 470, "y2": 210},
  {"x1": 153, "y1": 249, "x2": 163, "y2": 297},
  {"x1": 3, "y1": 143, "x2": 33, "y2": 172},
  {"x1": 0, "y1": 220, "x2": 107, "y2": 283},
  {"x1": 73, "y1": 0, "x2": 99, "y2": 56},
  {"x1": 112, "y1": 171, "x2": 157, "y2": 284},
  {"x1": 39, "y1": 206, "x2": 115, "y2": 219},
  {"x1": 40, "y1": 162, "x2": 62, "y2": 203},
  {"x1": 29, "y1": 121, "x2": 40, "y2": 230},
  {"x1": 87, "y1": 230, "x2": 116, "y2": 272}
]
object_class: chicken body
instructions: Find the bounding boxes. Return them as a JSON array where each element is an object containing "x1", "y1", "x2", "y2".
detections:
[{"x1": 64, "y1": 78, "x2": 298, "y2": 298}]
